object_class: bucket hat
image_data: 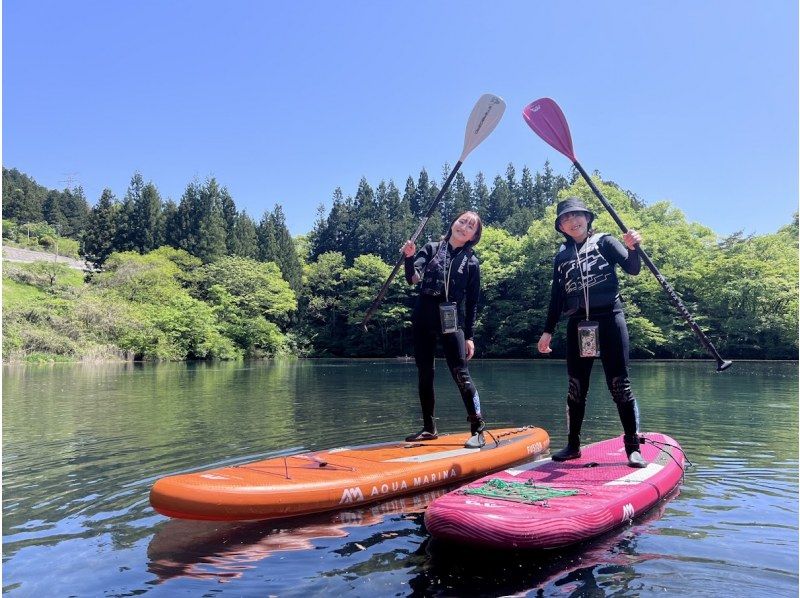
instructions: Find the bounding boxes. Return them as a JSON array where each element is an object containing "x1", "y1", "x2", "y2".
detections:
[{"x1": 554, "y1": 197, "x2": 596, "y2": 232}]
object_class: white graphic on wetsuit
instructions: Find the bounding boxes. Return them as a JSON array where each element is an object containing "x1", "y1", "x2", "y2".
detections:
[{"x1": 561, "y1": 245, "x2": 611, "y2": 294}]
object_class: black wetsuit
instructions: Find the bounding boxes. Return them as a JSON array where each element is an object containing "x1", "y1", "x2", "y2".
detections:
[
  {"x1": 405, "y1": 240, "x2": 482, "y2": 433},
  {"x1": 543, "y1": 233, "x2": 642, "y2": 445}
]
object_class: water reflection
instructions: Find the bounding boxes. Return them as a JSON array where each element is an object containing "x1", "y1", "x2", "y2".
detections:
[
  {"x1": 147, "y1": 488, "x2": 450, "y2": 583},
  {"x1": 147, "y1": 484, "x2": 682, "y2": 596}
]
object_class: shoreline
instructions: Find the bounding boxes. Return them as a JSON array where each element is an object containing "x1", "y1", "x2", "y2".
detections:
[{"x1": 3, "y1": 356, "x2": 797, "y2": 366}]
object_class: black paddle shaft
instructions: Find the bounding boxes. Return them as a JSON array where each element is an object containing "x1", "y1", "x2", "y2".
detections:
[
  {"x1": 361, "y1": 161, "x2": 464, "y2": 329},
  {"x1": 573, "y1": 161, "x2": 732, "y2": 371}
]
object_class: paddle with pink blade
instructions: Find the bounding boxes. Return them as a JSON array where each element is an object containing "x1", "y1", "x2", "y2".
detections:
[{"x1": 523, "y1": 98, "x2": 731, "y2": 372}]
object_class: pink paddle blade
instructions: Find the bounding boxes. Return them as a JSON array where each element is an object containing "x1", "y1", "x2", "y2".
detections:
[{"x1": 522, "y1": 98, "x2": 576, "y2": 162}]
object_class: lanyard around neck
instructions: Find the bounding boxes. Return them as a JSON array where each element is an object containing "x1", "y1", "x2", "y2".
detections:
[
  {"x1": 445, "y1": 244, "x2": 455, "y2": 302},
  {"x1": 574, "y1": 240, "x2": 590, "y2": 320}
]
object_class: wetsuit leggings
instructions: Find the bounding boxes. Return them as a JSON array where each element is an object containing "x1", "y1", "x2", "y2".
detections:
[
  {"x1": 412, "y1": 298, "x2": 481, "y2": 432},
  {"x1": 565, "y1": 310, "x2": 639, "y2": 438}
]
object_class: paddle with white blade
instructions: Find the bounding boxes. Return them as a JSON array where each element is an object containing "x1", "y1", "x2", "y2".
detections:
[
  {"x1": 361, "y1": 93, "x2": 506, "y2": 329},
  {"x1": 522, "y1": 97, "x2": 731, "y2": 372}
]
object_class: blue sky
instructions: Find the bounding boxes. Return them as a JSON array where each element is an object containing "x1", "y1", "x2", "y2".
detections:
[{"x1": 3, "y1": 1, "x2": 797, "y2": 237}]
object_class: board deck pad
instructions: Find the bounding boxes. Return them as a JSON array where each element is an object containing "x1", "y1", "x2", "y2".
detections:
[
  {"x1": 150, "y1": 426, "x2": 549, "y2": 521},
  {"x1": 424, "y1": 432, "x2": 685, "y2": 549}
]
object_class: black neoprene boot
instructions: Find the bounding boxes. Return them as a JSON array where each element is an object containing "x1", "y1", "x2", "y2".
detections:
[
  {"x1": 552, "y1": 400, "x2": 585, "y2": 461},
  {"x1": 551, "y1": 435, "x2": 581, "y2": 461}
]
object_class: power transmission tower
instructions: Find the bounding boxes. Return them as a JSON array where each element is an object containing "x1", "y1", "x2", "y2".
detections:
[{"x1": 59, "y1": 172, "x2": 80, "y2": 189}]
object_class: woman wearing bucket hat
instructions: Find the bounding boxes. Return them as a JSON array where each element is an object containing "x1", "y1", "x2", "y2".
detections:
[
  {"x1": 402, "y1": 211, "x2": 486, "y2": 449},
  {"x1": 537, "y1": 197, "x2": 646, "y2": 468}
]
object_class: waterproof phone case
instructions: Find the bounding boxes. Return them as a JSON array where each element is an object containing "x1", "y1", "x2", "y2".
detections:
[
  {"x1": 439, "y1": 302, "x2": 458, "y2": 334},
  {"x1": 577, "y1": 320, "x2": 600, "y2": 358}
]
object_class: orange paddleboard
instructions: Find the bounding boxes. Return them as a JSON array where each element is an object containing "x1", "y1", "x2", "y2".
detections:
[{"x1": 150, "y1": 426, "x2": 549, "y2": 521}]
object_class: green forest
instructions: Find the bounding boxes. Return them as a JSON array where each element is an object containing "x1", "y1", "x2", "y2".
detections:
[{"x1": 2, "y1": 164, "x2": 798, "y2": 363}]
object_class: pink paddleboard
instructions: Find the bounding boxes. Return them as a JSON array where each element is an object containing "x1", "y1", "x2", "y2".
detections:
[{"x1": 424, "y1": 432, "x2": 685, "y2": 549}]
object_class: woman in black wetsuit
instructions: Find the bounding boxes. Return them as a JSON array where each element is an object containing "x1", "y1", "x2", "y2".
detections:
[
  {"x1": 538, "y1": 197, "x2": 646, "y2": 468},
  {"x1": 402, "y1": 211, "x2": 485, "y2": 449}
]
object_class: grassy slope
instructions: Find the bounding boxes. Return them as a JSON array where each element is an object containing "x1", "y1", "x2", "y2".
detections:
[
  {"x1": 2, "y1": 264, "x2": 98, "y2": 362},
  {"x1": 3, "y1": 277, "x2": 48, "y2": 309}
]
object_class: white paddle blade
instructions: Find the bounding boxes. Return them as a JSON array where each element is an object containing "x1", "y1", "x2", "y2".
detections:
[{"x1": 459, "y1": 93, "x2": 506, "y2": 162}]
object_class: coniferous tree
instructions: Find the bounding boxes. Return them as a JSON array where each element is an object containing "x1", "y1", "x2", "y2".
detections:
[
  {"x1": 416, "y1": 170, "x2": 443, "y2": 242},
  {"x1": 162, "y1": 199, "x2": 180, "y2": 248},
  {"x1": 312, "y1": 188, "x2": 354, "y2": 259},
  {"x1": 410, "y1": 169, "x2": 429, "y2": 219},
  {"x1": 2, "y1": 167, "x2": 46, "y2": 223},
  {"x1": 499, "y1": 165, "x2": 538, "y2": 235},
  {"x1": 42, "y1": 190, "x2": 67, "y2": 234},
  {"x1": 202, "y1": 179, "x2": 228, "y2": 261},
  {"x1": 485, "y1": 175, "x2": 514, "y2": 225},
  {"x1": 535, "y1": 161, "x2": 568, "y2": 212},
  {"x1": 82, "y1": 188, "x2": 119, "y2": 267},
  {"x1": 373, "y1": 181, "x2": 392, "y2": 260},
  {"x1": 172, "y1": 181, "x2": 198, "y2": 253},
  {"x1": 60, "y1": 186, "x2": 90, "y2": 238},
  {"x1": 519, "y1": 166, "x2": 536, "y2": 210},
  {"x1": 532, "y1": 170, "x2": 546, "y2": 218},
  {"x1": 451, "y1": 171, "x2": 473, "y2": 217},
  {"x1": 505, "y1": 163, "x2": 519, "y2": 207},
  {"x1": 308, "y1": 203, "x2": 329, "y2": 259},
  {"x1": 402, "y1": 176, "x2": 416, "y2": 221},
  {"x1": 399, "y1": 176, "x2": 427, "y2": 254},
  {"x1": 133, "y1": 182, "x2": 165, "y2": 252},
  {"x1": 384, "y1": 180, "x2": 412, "y2": 262},
  {"x1": 2, "y1": 185, "x2": 25, "y2": 224},
  {"x1": 269, "y1": 205, "x2": 303, "y2": 291},
  {"x1": 115, "y1": 173, "x2": 144, "y2": 251},
  {"x1": 173, "y1": 179, "x2": 227, "y2": 262},
  {"x1": 114, "y1": 196, "x2": 137, "y2": 251},
  {"x1": 257, "y1": 210, "x2": 278, "y2": 262},
  {"x1": 438, "y1": 164, "x2": 456, "y2": 225},
  {"x1": 352, "y1": 177, "x2": 380, "y2": 262},
  {"x1": 220, "y1": 188, "x2": 238, "y2": 255},
  {"x1": 425, "y1": 178, "x2": 444, "y2": 242},
  {"x1": 194, "y1": 178, "x2": 227, "y2": 262},
  {"x1": 230, "y1": 212, "x2": 259, "y2": 259},
  {"x1": 473, "y1": 172, "x2": 490, "y2": 215}
]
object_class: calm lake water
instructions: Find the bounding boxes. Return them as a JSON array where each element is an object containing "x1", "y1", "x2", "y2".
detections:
[{"x1": 2, "y1": 359, "x2": 798, "y2": 597}]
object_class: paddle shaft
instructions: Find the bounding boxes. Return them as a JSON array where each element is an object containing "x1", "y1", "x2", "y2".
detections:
[
  {"x1": 572, "y1": 161, "x2": 732, "y2": 371},
  {"x1": 361, "y1": 160, "x2": 463, "y2": 329}
]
